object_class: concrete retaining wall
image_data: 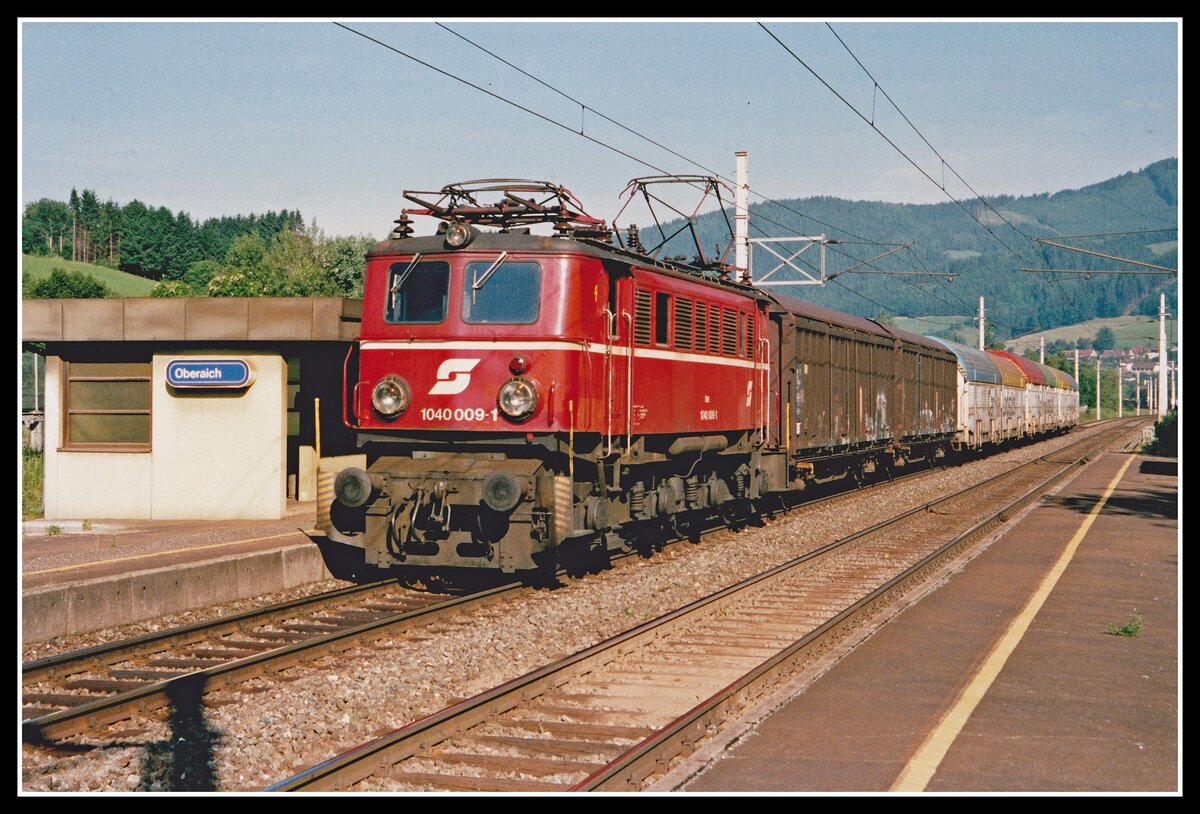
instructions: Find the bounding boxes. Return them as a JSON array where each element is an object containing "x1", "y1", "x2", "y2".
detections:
[{"x1": 22, "y1": 544, "x2": 333, "y2": 643}]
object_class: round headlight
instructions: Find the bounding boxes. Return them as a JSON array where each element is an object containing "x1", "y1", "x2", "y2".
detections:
[
  {"x1": 444, "y1": 222, "x2": 474, "y2": 248},
  {"x1": 372, "y1": 376, "x2": 410, "y2": 418},
  {"x1": 497, "y1": 378, "x2": 538, "y2": 420}
]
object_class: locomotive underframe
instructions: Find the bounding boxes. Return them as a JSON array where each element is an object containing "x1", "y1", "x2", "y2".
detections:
[
  {"x1": 321, "y1": 424, "x2": 962, "y2": 581},
  {"x1": 322, "y1": 429, "x2": 767, "y2": 577}
]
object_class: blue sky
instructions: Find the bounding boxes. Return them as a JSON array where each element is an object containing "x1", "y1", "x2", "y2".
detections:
[{"x1": 19, "y1": 19, "x2": 1180, "y2": 240}]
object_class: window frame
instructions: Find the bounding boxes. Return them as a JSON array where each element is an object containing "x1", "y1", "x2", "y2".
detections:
[
  {"x1": 460, "y1": 259, "x2": 543, "y2": 325},
  {"x1": 654, "y1": 291, "x2": 671, "y2": 347},
  {"x1": 61, "y1": 359, "x2": 153, "y2": 452},
  {"x1": 383, "y1": 259, "x2": 452, "y2": 325}
]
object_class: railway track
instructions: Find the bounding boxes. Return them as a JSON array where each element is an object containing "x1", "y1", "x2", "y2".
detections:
[
  {"x1": 267, "y1": 419, "x2": 1140, "y2": 791},
  {"x1": 20, "y1": 439, "x2": 946, "y2": 746},
  {"x1": 21, "y1": 580, "x2": 498, "y2": 743},
  {"x1": 22, "y1": 420, "x2": 1129, "y2": 754}
]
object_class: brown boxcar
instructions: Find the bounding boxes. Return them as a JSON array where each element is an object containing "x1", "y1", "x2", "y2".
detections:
[{"x1": 767, "y1": 295, "x2": 956, "y2": 481}]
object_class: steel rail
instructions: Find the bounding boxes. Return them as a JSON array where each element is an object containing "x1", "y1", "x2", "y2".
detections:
[
  {"x1": 577, "y1": 420, "x2": 1138, "y2": 790},
  {"x1": 24, "y1": 420, "x2": 1122, "y2": 749},
  {"x1": 267, "y1": 419, "x2": 1139, "y2": 791},
  {"x1": 22, "y1": 580, "x2": 520, "y2": 744},
  {"x1": 24, "y1": 579, "x2": 406, "y2": 683}
]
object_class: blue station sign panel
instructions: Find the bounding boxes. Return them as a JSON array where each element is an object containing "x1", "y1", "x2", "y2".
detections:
[{"x1": 166, "y1": 359, "x2": 254, "y2": 389}]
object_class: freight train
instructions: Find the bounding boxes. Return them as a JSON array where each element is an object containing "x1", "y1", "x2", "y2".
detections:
[{"x1": 314, "y1": 179, "x2": 1077, "y2": 586}]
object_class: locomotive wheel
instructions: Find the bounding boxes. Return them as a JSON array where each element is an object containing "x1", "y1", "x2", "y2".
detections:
[
  {"x1": 562, "y1": 535, "x2": 613, "y2": 578},
  {"x1": 521, "y1": 555, "x2": 562, "y2": 589},
  {"x1": 562, "y1": 544, "x2": 590, "y2": 580},
  {"x1": 671, "y1": 514, "x2": 703, "y2": 544},
  {"x1": 313, "y1": 536, "x2": 375, "y2": 582},
  {"x1": 589, "y1": 540, "x2": 613, "y2": 573}
]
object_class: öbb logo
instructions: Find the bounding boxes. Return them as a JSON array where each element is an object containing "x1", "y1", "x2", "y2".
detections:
[{"x1": 428, "y1": 358, "x2": 481, "y2": 395}]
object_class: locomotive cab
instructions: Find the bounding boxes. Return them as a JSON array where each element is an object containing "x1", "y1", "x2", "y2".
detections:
[
  {"x1": 331, "y1": 241, "x2": 600, "y2": 579},
  {"x1": 318, "y1": 179, "x2": 771, "y2": 586}
]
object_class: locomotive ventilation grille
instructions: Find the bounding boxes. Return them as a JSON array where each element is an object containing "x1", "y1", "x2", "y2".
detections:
[
  {"x1": 674, "y1": 297, "x2": 694, "y2": 350},
  {"x1": 634, "y1": 289, "x2": 653, "y2": 346},
  {"x1": 722, "y1": 308, "x2": 738, "y2": 356}
]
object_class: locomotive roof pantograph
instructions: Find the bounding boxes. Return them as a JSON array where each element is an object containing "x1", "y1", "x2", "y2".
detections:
[
  {"x1": 398, "y1": 179, "x2": 613, "y2": 239},
  {"x1": 611, "y1": 175, "x2": 738, "y2": 276},
  {"x1": 384, "y1": 178, "x2": 762, "y2": 294}
]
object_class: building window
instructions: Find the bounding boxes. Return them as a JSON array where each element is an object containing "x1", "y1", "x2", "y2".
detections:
[{"x1": 63, "y1": 361, "x2": 151, "y2": 450}]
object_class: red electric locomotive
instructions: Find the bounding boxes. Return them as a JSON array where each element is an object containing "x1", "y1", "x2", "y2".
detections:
[
  {"x1": 321, "y1": 180, "x2": 775, "y2": 584},
  {"x1": 319, "y1": 179, "x2": 958, "y2": 586}
]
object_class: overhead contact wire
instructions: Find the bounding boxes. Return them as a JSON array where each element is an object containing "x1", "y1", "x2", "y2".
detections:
[
  {"x1": 436, "y1": 24, "x2": 897, "y2": 248},
  {"x1": 341, "y1": 22, "x2": 1051, "y2": 333}
]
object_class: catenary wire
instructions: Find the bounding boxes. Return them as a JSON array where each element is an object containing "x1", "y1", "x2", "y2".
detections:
[
  {"x1": 765, "y1": 22, "x2": 1097, "y2": 326},
  {"x1": 340, "y1": 22, "x2": 1091, "y2": 335}
]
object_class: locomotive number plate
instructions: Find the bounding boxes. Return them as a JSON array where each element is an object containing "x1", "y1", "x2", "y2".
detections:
[{"x1": 419, "y1": 407, "x2": 494, "y2": 422}]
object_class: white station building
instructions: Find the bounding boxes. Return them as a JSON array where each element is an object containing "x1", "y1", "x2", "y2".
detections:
[{"x1": 22, "y1": 297, "x2": 363, "y2": 520}]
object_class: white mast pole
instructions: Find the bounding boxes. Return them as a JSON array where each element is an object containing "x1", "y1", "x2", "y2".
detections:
[{"x1": 735, "y1": 151, "x2": 749, "y2": 283}]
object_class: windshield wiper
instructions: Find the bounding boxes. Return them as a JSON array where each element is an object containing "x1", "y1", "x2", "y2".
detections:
[
  {"x1": 471, "y1": 251, "x2": 509, "y2": 305},
  {"x1": 388, "y1": 253, "x2": 423, "y2": 315}
]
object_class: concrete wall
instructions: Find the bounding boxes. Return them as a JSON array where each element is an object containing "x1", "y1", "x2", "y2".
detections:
[
  {"x1": 151, "y1": 353, "x2": 286, "y2": 519},
  {"x1": 23, "y1": 542, "x2": 333, "y2": 642}
]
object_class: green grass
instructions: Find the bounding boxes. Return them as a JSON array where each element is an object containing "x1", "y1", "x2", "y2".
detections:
[
  {"x1": 22, "y1": 253, "x2": 157, "y2": 297},
  {"x1": 1006, "y1": 316, "x2": 1178, "y2": 355},
  {"x1": 1107, "y1": 611, "x2": 1143, "y2": 637},
  {"x1": 21, "y1": 423, "x2": 44, "y2": 520},
  {"x1": 24, "y1": 448, "x2": 44, "y2": 520}
]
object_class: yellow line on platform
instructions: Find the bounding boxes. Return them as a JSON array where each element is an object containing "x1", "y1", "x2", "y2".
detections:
[
  {"x1": 890, "y1": 453, "x2": 1137, "y2": 792},
  {"x1": 24, "y1": 530, "x2": 305, "y2": 577}
]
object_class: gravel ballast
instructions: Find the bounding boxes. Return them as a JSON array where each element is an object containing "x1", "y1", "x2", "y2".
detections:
[{"x1": 22, "y1": 429, "x2": 1119, "y2": 792}]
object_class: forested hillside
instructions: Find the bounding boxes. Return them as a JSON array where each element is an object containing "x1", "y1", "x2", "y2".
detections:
[
  {"x1": 22, "y1": 192, "x2": 375, "y2": 298},
  {"x1": 22, "y1": 160, "x2": 1177, "y2": 325},
  {"x1": 22, "y1": 191, "x2": 306, "y2": 281},
  {"x1": 642, "y1": 158, "x2": 1177, "y2": 341}
]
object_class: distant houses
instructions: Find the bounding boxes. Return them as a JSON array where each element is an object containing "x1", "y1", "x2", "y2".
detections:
[{"x1": 1040, "y1": 346, "x2": 1172, "y2": 364}]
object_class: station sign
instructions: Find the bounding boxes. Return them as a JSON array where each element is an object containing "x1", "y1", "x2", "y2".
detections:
[{"x1": 166, "y1": 359, "x2": 255, "y2": 389}]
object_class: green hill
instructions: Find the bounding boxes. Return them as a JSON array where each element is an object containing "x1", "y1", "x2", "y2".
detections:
[
  {"x1": 891, "y1": 315, "x2": 977, "y2": 345},
  {"x1": 1006, "y1": 316, "x2": 1179, "y2": 355},
  {"x1": 646, "y1": 158, "x2": 1178, "y2": 339},
  {"x1": 22, "y1": 253, "x2": 157, "y2": 297}
]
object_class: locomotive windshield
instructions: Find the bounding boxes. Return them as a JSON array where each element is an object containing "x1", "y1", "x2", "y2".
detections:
[
  {"x1": 385, "y1": 260, "x2": 450, "y2": 323},
  {"x1": 461, "y1": 260, "x2": 541, "y2": 324}
]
